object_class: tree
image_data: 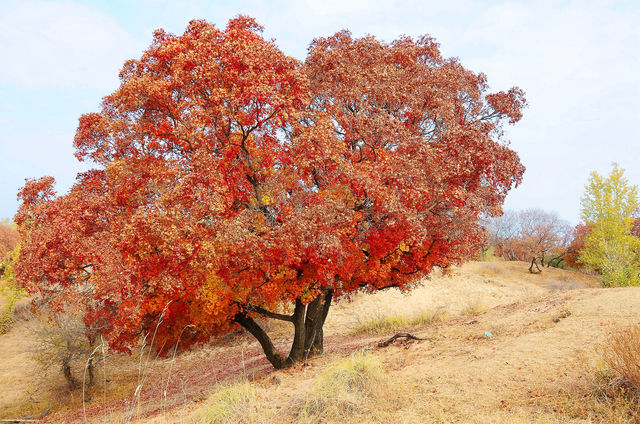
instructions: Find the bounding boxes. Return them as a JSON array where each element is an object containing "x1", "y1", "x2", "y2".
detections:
[
  {"x1": 518, "y1": 209, "x2": 571, "y2": 271},
  {"x1": 0, "y1": 219, "x2": 18, "y2": 263},
  {"x1": 484, "y1": 210, "x2": 521, "y2": 260},
  {"x1": 564, "y1": 223, "x2": 592, "y2": 269},
  {"x1": 579, "y1": 164, "x2": 640, "y2": 286},
  {"x1": 15, "y1": 17, "x2": 525, "y2": 369},
  {"x1": 484, "y1": 209, "x2": 571, "y2": 270}
]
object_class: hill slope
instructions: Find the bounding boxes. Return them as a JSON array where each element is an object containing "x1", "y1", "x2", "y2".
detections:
[{"x1": 2, "y1": 262, "x2": 638, "y2": 423}]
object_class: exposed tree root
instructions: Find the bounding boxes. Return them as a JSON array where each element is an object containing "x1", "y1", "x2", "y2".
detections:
[{"x1": 377, "y1": 332, "x2": 428, "y2": 347}]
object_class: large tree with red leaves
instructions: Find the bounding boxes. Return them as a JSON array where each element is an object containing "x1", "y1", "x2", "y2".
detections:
[{"x1": 15, "y1": 17, "x2": 525, "y2": 369}]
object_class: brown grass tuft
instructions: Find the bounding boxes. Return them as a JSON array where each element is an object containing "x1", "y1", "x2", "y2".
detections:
[
  {"x1": 198, "y1": 380, "x2": 264, "y2": 424},
  {"x1": 602, "y1": 324, "x2": 640, "y2": 392},
  {"x1": 294, "y1": 351, "x2": 382, "y2": 422},
  {"x1": 460, "y1": 299, "x2": 487, "y2": 316},
  {"x1": 549, "y1": 366, "x2": 640, "y2": 423}
]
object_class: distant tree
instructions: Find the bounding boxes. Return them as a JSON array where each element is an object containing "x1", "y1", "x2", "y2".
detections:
[
  {"x1": 518, "y1": 209, "x2": 571, "y2": 271},
  {"x1": 15, "y1": 17, "x2": 525, "y2": 369},
  {"x1": 631, "y1": 214, "x2": 640, "y2": 238},
  {"x1": 564, "y1": 223, "x2": 592, "y2": 269},
  {"x1": 579, "y1": 164, "x2": 640, "y2": 286},
  {"x1": 484, "y1": 209, "x2": 571, "y2": 271},
  {"x1": 485, "y1": 210, "x2": 522, "y2": 260},
  {"x1": 0, "y1": 219, "x2": 18, "y2": 263}
]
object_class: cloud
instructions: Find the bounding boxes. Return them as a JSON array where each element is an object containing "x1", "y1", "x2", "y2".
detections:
[{"x1": 0, "y1": 0, "x2": 144, "y2": 90}]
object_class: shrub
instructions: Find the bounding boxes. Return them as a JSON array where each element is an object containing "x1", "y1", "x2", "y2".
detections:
[
  {"x1": 0, "y1": 246, "x2": 23, "y2": 334},
  {"x1": 602, "y1": 324, "x2": 640, "y2": 392},
  {"x1": 479, "y1": 246, "x2": 501, "y2": 262},
  {"x1": 31, "y1": 312, "x2": 98, "y2": 391},
  {"x1": 0, "y1": 282, "x2": 19, "y2": 334}
]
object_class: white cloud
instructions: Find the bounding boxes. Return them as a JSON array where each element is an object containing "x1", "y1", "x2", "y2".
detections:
[{"x1": 0, "y1": 0, "x2": 144, "y2": 90}]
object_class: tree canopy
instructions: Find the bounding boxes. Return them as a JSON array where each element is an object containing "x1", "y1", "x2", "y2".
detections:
[{"x1": 15, "y1": 16, "x2": 525, "y2": 369}]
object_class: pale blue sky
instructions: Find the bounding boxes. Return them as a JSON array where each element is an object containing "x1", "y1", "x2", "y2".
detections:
[{"x1": 1, "y1": 0, "x2": 639, "y2": 223}]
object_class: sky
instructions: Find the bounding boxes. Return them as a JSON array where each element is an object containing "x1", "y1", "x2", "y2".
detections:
[{"x1": 0, "y1": 0, "x2": 639, "y2": 224}]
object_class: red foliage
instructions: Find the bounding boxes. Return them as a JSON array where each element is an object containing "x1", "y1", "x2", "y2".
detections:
[
  {"x1": 15, "y1": 17, "x2": 525, "y2": 364},
  {"x1": 564, "y1": 223, "x2": 593, "y2": 269},
  {"x1": 0, "y1": 223, "x2": 18, "y2": 261},
  {"x1": 632, "y1": 217, "x2": 640, "y2": 238}
]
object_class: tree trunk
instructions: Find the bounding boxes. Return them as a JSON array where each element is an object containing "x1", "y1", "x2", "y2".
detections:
[
  {"x1": 234, "y1": 288, "x2": 333, "y2": 370},
  {"x1": 303, "y1": 288, "x2": 332, "y2": 358},
  {"x1": 287, "y1": 299, "x2": 307, "y2": 363},
  {"x1": 529, "y1": 257, "x2": 542, "y2": 274},
  {"x1": 62, "y1": 357, "x2": 77, "y2": 390},
  {"x1": 87, "y1": 357, "x2": 95, "y2": 388}
]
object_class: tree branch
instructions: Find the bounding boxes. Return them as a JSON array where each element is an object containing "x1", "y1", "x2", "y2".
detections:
[{"x1": 245, "y1": 304, "x2": 294, "y2": 322}]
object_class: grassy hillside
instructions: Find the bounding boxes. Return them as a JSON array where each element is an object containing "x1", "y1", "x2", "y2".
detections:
[{"x1": 1, "y1": 262, "x2": 639, "y2": 423}]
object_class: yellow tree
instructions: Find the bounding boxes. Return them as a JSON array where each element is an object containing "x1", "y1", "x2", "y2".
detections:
[{"x1": 579, "y1": 164, "x2": 640, "y2": 286}]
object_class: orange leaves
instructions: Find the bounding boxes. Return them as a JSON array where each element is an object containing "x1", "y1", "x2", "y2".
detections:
[
  {"x1": 485, "y1": 87, "x2": 527, "y2": 124},
  {"x1": 74, "y1": 112, "x2": 110, "y2": 163}
]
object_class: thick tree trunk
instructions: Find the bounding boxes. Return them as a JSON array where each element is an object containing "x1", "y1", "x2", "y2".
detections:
[
  {"x1": 234, "y1": 288, "x2": 333, "y2": 370},
  {"x1": 287, "y1": 299, "x2": 307, "y2": 363},
  {"x1": 304, "y1": 288, "x2": 332, "y2": 356}
]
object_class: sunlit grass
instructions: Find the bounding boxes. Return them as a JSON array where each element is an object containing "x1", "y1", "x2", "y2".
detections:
[{"x1": 351, "y1": 309, "x2": 447, "y2": 335}]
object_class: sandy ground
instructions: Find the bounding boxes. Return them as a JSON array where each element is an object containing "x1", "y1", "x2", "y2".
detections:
[{"x1": 2, "y1": 261, "x2": 637, "y2": 423}]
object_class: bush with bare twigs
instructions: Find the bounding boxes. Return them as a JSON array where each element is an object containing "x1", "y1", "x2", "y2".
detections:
[
  {"x1": 30, "y1": 312, "x2": 99, "y2": 391},
  {"x1": 602, "y1": 324, "x2": 640, "y2": 393}
]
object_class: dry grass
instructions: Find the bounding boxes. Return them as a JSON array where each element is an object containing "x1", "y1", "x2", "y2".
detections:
[
  {"x1": 552, "y1": 308, "x2": 572, "y2": 323},
  {"x1": 460, "y1": 299, "x2": 487, "y2": 316},
  {"x1": 294, "y1": 351, "x2": 382, "y2": 422},
  {"x1": 602, "y1": 324, "x2": 640, "y2": 393},
  {"x1": 478, "y1": 262, "x2": 502, "y2": 277},
  {"x1": 197, "y1": 380, "x2": 263, "y2": 424},
  {"x1": 0, "y1": 317, "x2": 143, "y2": 421},
  {"x1": 350, "y1": 309, "x2": 447, "y2": 335},
  {"x1": 192, "y1": 351, "x2": 387, "y2": 424},
  {"x1": 544, "y1": 365, "x2": 640, "y2": 423}
]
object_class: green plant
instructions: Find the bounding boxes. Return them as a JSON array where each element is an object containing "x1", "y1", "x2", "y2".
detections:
[
  {"x1": 0, "y1": 282, "x2": 20, "y2": 334},
  {"x1": 0, "y1": 245, "x2": 23, "y2": 334},
  {"x1": 480, "y1": 246, "x2": 501, "y2": 261}
]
